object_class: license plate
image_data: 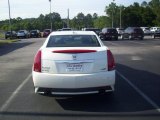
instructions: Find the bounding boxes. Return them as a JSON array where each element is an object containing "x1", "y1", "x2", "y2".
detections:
[{"x1": 66, "y1": 63, "x2": 83, "y2": 72}]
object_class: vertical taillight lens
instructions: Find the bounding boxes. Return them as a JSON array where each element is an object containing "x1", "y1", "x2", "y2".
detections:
[
  {"x1": 107, "y1": 50, "x2": 115, "y2": 71},
  {"x1": 33, "y1": 50, "x2": 41, "y2": 72}
]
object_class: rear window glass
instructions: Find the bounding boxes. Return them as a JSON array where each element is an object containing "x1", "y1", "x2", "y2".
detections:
[
  {"x1": 19, "y1": 31, "x2": 25, "y2": 33},
  {"x1": 47, "y1": 35, "x2": 100, "y2": 47},
  {"x1": 107, "y1": 29, "x2": 117, "y2": 33},
  {"x1": 144, "y1": 28, "x2": 150, "y2": 30},
  {"x1": 134, "y1": 29, "x2": 143, "y2": 33},
  {"x1": 31, "y1": 30, "x2": 37, "y2": 33},
  {"x1": 44, "y1": 30, "x2": 50, "y2": 32}
]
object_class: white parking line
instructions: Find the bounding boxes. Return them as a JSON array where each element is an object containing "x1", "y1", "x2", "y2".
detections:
[
  {"x1": 0, "y1": 73, "x2": 32, "y2": 112},
  {"x1": 131, "y1": 56, "x2": 142, "y2": 61},
  {"x1": 117, "y1": 70, "x2": 160, "y2": 112},
  {"x1": 129, "y1": 41, "x2": 147, "y2": 45},
  {"x1": 105, "y1": 41, "x2": 119, "y2": 46}
]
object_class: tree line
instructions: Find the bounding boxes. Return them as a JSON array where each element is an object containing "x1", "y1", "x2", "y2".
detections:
[{"x1": 0, "y1": 0, "x2": 159, "y2": 32}]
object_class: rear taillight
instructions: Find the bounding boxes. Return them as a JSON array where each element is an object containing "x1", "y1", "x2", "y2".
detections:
[
  {"x1": 107, "y1": 50, "x2": 115, "y2": 71},
  {"x1": 33, "y1": 50, "x2": 41, "y2": 72}
]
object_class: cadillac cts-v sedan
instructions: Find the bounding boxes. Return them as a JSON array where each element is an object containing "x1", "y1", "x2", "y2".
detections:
[{"x1": 32, "y1": 31, "x2": 115, "y2": 95}]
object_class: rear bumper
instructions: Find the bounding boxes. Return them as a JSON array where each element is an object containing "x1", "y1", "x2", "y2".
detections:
[
  {"x1": 105, "y1": 35, "x2": 117, "y2": 39},
  {"x1": 154, "y1": 34, "x2": 160, "y2": 37},
  {"x1": 17, "y1": 34, "x2": 25, "y2": 37},
  {"x1": 37, "y1": 86, "x2": 113, "y2": 95},
  {"x1": 32, "y1": 71, "x2": 115, "y2": 95},
  {"x1": 131, "y1": 34, "x2": 144, "y2": 38}
]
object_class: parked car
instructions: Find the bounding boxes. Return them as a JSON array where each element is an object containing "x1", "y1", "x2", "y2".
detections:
[
  {"x1": 121, "y1": 27, "x2": 144, "y2": 40},
  {"x1": 17, "y1": 30, "x2": 30, "y2": 38},
  {"x1": 32, "y1": 31, "x2": 116, "y2": 95},
  {"x1": 150, "y1": 27, "x2": 160, "y2": 33},
  {"x1": 5, "y1": 31, "x2": 17, "y2": 39},
  {"x1": 99, "y1": 28, "x2": 118, "y2": 40},
  {"x1": 30, "y1": 30, "x2": 41, "y2": 38},
  {"x1": 141, "y1": 27, "x2": 151, "y2": 35},
  {"x1": 152, "y1": 29, "x2": 160, "y2": 38},
  {"x1": 43, "y1": 29, "x2": 51, "y2": 37},
  {"x1": 83, "y1": 28, "x2": 101, "y2": 35},
  {"x1": 116, "y1": 28, "x2": 125, "y2": 36}
]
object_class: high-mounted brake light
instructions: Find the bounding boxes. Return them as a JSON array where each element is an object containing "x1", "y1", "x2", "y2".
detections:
[
  {"x1": 52, "y1": 49, "x2": 97, "y2": 53},
  {"x1": 107, "y1": 50, "x2": 115, "y2": 71},
  {"x1": 33, "y1": 50, "x2": 41, "y2": 72}
]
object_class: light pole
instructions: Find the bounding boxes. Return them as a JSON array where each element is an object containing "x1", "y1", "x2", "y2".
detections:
[
  {"x1": 67, "y1": 9, "x2": 70, "y2": 28},
  {"x1": 112, "y1": 0, "x2": 115, "y2": 28},
  {"x1": 8, "y1": 0, "x2": 12, "y2": 37},
  {"x1": 49, "y1": 0, "x2": 52, "y2": 31},
  {"x1": 120, "y1": 5, "x2": 122, "y2": 28}
]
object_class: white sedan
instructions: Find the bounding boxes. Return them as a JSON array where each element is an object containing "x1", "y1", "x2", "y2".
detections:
[{"x1": 32, "y1": 31, "x2": 115, "y2": 95}]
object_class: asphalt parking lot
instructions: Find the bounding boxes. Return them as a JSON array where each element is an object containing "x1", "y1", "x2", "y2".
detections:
[{"x1": 0, "y1": 37, "x2": 160, "y2": 120}]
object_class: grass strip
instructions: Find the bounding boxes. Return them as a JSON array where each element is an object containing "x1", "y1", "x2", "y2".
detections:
[{"x1": 0, "y1": 39, "x2": 19, "y2": 45}]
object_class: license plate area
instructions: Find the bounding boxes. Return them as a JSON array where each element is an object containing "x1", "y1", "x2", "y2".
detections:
[{"x1": 66, "y1": 63, "x2": 83, "y2": 72}]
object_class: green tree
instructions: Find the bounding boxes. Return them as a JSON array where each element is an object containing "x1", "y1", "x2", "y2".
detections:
[
  {"x1": 105, "y1": 2, "x2": 124, "y2": 28},
  {"x1": 94, "y1": 16, "x2": 110, "y2": 29},
  {"x1": 84, "y1": 14, "x2": 93, "y2": 28},
  {"x1": 149, "y1": 0, "x2": 160, "y2": 25}
]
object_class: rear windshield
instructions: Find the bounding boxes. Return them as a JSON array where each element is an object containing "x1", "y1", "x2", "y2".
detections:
[
  {"x1": 44, "y1": 30, "x2": 50, "y2": 32},
  {"x1": 108, "y1": 29, "x2": 117, "y2": 33},
  {"x1": 31, "y1": 30, "x2": 37, "y2": 33},
  {"x1": 19, "y1": 31, "x2": 25, "y2": 33},
  {"x1": 47, "y1": 35, "x2": 100, "y2": 47},
  {"x1": 6, "y1": 32, "x2": 11, "y2": 34},
  {"x1": 119, "y1": 28, "x2": 124, "y2": 30},
  {"x1": 144, "y1": 28, "x2": 150, "y2": 30},
  {"x1": 134, "y1": 29, "x2": 143, "y2": 33}
]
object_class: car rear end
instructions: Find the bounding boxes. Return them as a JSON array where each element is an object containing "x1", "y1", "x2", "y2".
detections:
[
  {"x1": 32, "y1": 31, "x2": 115, "y2": 95},
  {"x1": 154, "y1": 29, "x2": 160, "y2": 38},
  {"x1": 43, "y1": 29, "x2": 51, "y2": 37},
  {"x1": 143, "y1": 27, "x2": 151, "y2": 35},
  {"x1": 103, "y1": 28, "x2": 118, "y2": 40},
  {"x1": 17, "y1": 30, "x2": 26, "y2": 38},
  {"x1": 131, "y1": 28, "x2": 144, "y2": 40},
  {"x1": 5, "y1": 31, "x2": 11, "y2": 39},
  {"x1": 30, "y1": 30, "x2": 38, "y2": 38}
]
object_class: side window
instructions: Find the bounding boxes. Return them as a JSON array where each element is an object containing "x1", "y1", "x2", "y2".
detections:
[
  {"x1": 102, "y1": 28, "x2": 107, "y2": 33},
  {"x1": 125, "y1": 28, "x2": 129, "y2": 32}
]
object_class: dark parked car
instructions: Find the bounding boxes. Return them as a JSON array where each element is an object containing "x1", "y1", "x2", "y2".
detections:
[
  {"x1": 152, "y1": 29, "x2": 160, "y2": 39},
  {"x1": 99, "y1": 28, "x2": 118, "y2": 40},
  {"x1": 17, "y1": 30, "x2": 30, "y2": 38},
  {"x1": 43, "y1": 29, "x2": 51, "y2": 37},
  {"x1": 83, "y1": 28, "x2": 101, "y2": 35},
  {"x1": 30, "y1": 30, "x2": 41, "y2": 38},
  {"x1": 5, "y1": 31, "x2": 17, "y2": 39},
  {"x1": 121, "y1": 27, "x2": 144, "y2": 40}
]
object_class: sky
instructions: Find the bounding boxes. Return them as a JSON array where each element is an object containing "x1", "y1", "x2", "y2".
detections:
[{"x1": 0, "y1": 0, "x2": 151, "y2": 20}]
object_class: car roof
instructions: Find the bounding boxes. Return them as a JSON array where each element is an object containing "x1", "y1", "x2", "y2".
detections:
[{"x1": 50, "y1": 31, "x2": 97, "y2": 36}]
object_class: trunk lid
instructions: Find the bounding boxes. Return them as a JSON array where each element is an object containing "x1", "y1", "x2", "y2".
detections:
[{"x1": 41, "y1": 47, "x2": 107, "y2": 74}]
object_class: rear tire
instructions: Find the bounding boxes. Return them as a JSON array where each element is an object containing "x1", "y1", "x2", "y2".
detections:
[
  {"x1": 115, "y1": 36, "x2": 118, "y2": 40},
  {"x1": 140, "y1": 37, "x2": 143, "y2": 40}
]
